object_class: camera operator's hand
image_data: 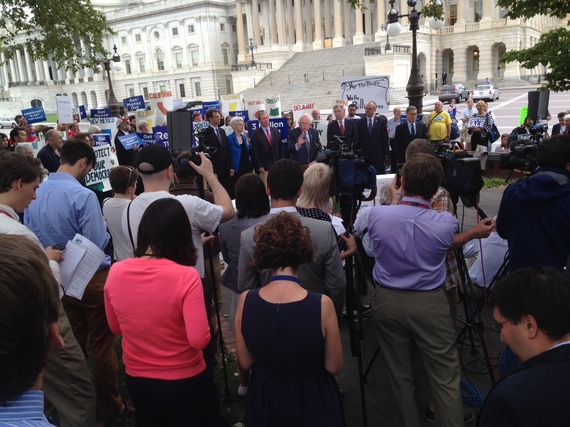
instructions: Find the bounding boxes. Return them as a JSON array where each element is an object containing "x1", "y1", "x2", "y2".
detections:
[
  {"x1": 189, "y1": 153, "x2": 215, "y2": 179},
  {"x1": 450, "y1": 218, "x2": 495, "y2": 249}
]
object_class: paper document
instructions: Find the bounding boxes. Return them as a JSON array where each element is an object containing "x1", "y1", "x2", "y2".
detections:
[{"x1": 59, "y1": 233, "x2": 105, "y2": 300}]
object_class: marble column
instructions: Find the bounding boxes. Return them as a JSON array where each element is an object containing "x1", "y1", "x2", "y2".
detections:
[
  {"x1": 287, "y1": 0, "x2": 295, "y2": 43},
  {"x1": 332, "y1": 0, "x2": 344, "y2": 46},
  {"x1": 323, "y1": 0, "x2": 331, "y2": 40},
  {"x1": 8, "y1": 51, "x2": 18, "y2": 84},
  {"x1": 293, "y1": 0, "x2": 305, "y2": 50},
  {"x1": 353, "y1": 4, "x2": 365, "y2": 45},
  {"x1": 313, "y1": 0, "x2": 324, "y2": 49},
  {"x1": 343, "y1": 1, "x2": 352, "y2": 44},
  {"x1": 13, "y1": 50, "x2": 23, "y2": 83},
  {"x1": 304, "y1": 0, "x2": 313, "y2": 45},
  {"x1": 481, "y1": 0, "x2": 493, "y2": 29},
  {"x1": 375, "y1": 0, "x2": 386, "y2": 41},
  {"x1": 24, "y1": 47, "x2": 35, "y2": 82},
  {"x1": 236, "y1": 0, "x2": 246, "y2": 61},
  {"x1": 455, "y1": 0, "x2": 466, "y2": 31},
  {"x1": 364, "y1": 0, "x2": 372, "y2": 41},
  {"x1": 252, "y1": 0, "x2": 262, "y2": 45},
  {"x1": 275, "y1": 0, "x2": 285, "y2": 43},
  {"x1": 0, "y1": 52, "x2": 9, "y2": 85},
  {"x1": 268, "y1": 0, "x2": 277, "y2": 44}
]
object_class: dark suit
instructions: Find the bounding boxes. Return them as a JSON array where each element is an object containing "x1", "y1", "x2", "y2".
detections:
[
  {"x1": 238, "y1": 211, "x2": 346, "y2": 314},
  {"x1": 287, "y1": 127, "x2": 321, "y2": 165},
  {"x1": 250, "y1": 126, "x2": 283, "y2": 173},
  {"x1": 552, "y1": 123, "x2": 564, "y2": 136},
  {"x1": 204, "y1": 126, "x2": 232, "y2": 194},
  {"x1": 478, "y1": 344, "x2": 570, "y2": 427},
  {"x1": 114, "y1": 129, "x2": 137, "y2": 166},
  {"x1": 392, "y1": 120, "x2": 428, "y2": 171},
  {"x1": 355, "y1": 115, "x2": 390, "y2": 174},
  {"x1": 327, "y1": 119, "x2": 358, "y2": 148}
]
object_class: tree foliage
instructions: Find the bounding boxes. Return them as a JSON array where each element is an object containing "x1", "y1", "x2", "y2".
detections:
[
  {"x1": 0, "y1": 0, "x2": 112, "y2": 74},
  {"x1": 497, "y1": 0, "x2": 570, "y2": 92}
]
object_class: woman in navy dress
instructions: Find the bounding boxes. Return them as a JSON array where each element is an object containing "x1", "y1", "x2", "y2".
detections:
[{"x1": 235, "y1": 212, "x2": 345, "y2": 427}]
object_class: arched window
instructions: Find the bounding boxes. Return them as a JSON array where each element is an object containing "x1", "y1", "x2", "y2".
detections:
[{"x1": 156, "y1": 49, "x2": 165, "y2": 71}]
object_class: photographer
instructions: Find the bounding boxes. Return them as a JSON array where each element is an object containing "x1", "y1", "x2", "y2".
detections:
[{"x1": 497, "y1": 134, "x2": 570, "y2": 272}]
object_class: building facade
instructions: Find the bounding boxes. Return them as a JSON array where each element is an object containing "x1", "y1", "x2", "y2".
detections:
[{"x1": 0, "y1": 0, "x2": 564, "y2": 114}]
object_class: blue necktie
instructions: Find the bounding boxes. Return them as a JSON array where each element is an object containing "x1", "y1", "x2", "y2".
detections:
[
  {"x1": 411, "y1": 123, "x2": 416, "y2": 139},
  {"x1": 368, "y1": 118, "x2": 373, "y2": 136}
]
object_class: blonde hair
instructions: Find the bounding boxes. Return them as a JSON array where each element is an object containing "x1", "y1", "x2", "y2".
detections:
[
  {"x1": 296, "y1": 163, "x2": 332, "y2": 211},
  {"x1": 475, "y1": 100, "x2": 488, "y2": 111}
]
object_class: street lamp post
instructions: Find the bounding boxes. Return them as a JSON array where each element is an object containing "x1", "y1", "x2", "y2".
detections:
[
  {"x1": 246, "y1": 38, "x2": 258, "y2": 69},
  {"x1": 101, "y1": 45, "x2": 123, "y2": 117},
  {"x1": 380, "y1": 24, "x2": 392, "y2": 52},
  {"x1": 386, "y1": 0, "x2": 444, "y2": 114}
]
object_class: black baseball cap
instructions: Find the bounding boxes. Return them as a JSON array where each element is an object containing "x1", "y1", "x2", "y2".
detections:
[{"x1": 137, "y1": 144, "x2": 173, "y2": 175}]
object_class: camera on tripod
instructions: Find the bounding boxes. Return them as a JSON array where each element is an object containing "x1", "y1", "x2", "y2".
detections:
[
  {"x1": 181, "y1": 127, "x2": 218, "y2": 166},
  {"x1": 317, "y1": 136, "x2": 377, "y2": 197},
  {"x1": 499, "y1": 139, "x2": 539, "y2": 173}
]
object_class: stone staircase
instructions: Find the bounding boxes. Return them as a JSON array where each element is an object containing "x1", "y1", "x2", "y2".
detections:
[{"x1": 241, "y1": 42, "x2": 412, "y2": 111}]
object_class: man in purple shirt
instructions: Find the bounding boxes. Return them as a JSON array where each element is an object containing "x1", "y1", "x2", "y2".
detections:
[{"x1": 368, "y1": 153, "x2": 463, "y2": 427}]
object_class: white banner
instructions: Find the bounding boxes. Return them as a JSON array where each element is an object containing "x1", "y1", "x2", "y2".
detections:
[
  {"x1": 84, "y1": 144, "x2": 119, "y2": 192},
  {"x1": 265, "y1": 96, "x2": 281, "y2": 118},
  {"x1": 135, "y1": 109, "x2": 157, "y2": 131},
  {"x1": 56, "y1": 95, "x2": 73, "y2": 124},
  {"x1": 246, "y1": 100, "x2": 266, "y2": 120},
  {"x1": 339, "y1": 76, "x2": 390, "y2": 113},
  {"x1": 149, "y1": 91, "x2": 174, "y2": 127},
  {"x1": 312, "y1": 119, "x2": 331, "y2": 147},
  {"x1": 292, "y1": 102, "x2": 316, "y2": 123}
]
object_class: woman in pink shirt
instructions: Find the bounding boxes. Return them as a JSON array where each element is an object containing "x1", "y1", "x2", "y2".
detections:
[{"x1": 104, "y1": 198, "x2": 226, "y2": 426}]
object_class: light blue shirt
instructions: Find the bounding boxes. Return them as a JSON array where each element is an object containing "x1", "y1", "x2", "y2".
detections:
[
  {"x1": 25, "y1": 172, "x2": 111, "y2": 270},
  {"x1": 368, "y1": 197, "x2": 457, "y2": 290},
  {"x1": 0, "y1": 390, "x2": 55, "y2": 426}
]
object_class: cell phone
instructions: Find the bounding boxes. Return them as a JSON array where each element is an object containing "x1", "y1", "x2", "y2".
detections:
[
  {"x1": 53, "y1": 244, "x2": 66, "y2": 251},
  {"x1": 396, "y1": 163, "x2": 405, "y2": 188}
]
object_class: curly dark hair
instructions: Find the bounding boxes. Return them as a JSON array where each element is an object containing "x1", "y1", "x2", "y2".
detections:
[{"x1": 253, "y1": 212, "x2": 314, "y2": 271}]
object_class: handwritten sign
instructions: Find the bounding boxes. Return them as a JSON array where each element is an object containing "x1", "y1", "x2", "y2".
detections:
[
  {"x1": 340, "y1": 76, "x2": 390, "y2": 113},
  {"x1": 56, "y1": 95, "x2": 73, "y2": 124},
  {"x1": 220, "y1": 93, "x2": 244, "y2": 113},
  {"x1": 266, "y1": 96, "x2": 281, "y2": 118}
]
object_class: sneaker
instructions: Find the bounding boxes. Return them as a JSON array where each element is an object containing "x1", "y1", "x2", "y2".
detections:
[
  {"x1": 237, "y1": 385, "x2": 248, "y2": 397},
  {"x1": 424, "y1": 407, "x2": 474, "y2": 424}
]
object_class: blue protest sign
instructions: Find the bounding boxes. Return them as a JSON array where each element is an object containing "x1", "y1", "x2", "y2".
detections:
[
  {"x1": 153, "y1": 126, "x2": 169, "y2": 148},
  {"x1": 229, "y1": 110, "x2": 249, "y2": 122},
  {"x1": 118, "y1": 133, "x2": 144, "y2": 150},
  {"x1": 247, "y1": 118, "x2": 289, "y2": 141},
  {"x1": 123, "y1": 95, "x2": 145, "y2": 111},
  {"x1": 91, "y1": 108, "x2": 112, "y2": 119},
  {"x1": 21, "y1": 106, "x2": 46, "y2": 124},
  {"x1": 203, "y1": 101, "x2": 221, "y2": 112},
  {"x1": 92, "y1": 133, "x2": 111, "y2": 147},
  {"x1": 79, "y1": 105, "x2": 87, "y2": 120},
  {"x1": 137, "y1": 133, "x2": 155, "y2": 146}
]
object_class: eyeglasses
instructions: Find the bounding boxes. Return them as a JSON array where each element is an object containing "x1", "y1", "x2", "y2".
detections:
[
  {"x1": 127, "y1": 166, "x2": 134, "y2": 185},
  {"x1": 496, "y1": 319, "x2": 512, "y2": 331}
]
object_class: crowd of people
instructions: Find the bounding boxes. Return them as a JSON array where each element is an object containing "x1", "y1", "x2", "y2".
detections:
[{"x1": 1, "y1": 98, "x2": 570, "y2": 427}]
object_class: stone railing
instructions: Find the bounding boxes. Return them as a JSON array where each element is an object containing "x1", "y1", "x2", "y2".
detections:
[{"x1": 231, "y1": 62, "x2": 273, "y2": 71}]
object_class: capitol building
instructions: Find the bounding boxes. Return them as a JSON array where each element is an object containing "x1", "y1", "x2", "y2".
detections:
[{"x1": 0, "y1": 0, "x2": 565, "y2": 113}]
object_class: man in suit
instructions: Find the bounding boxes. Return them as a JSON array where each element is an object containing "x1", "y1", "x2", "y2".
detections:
[
  {"x1": 327, "y1": 103, "x2": 358, "y2": 148},
  {"x1": 114, "y1": 117, "x2": 139, "y2": 166},
  {"x1": 392, "y1": 105, "x2": 427, "y2": 171},
  {"x1": 355, "y1": 101, "x2": 390, "y2": 174},
  {"x1": 250, "y1": 110, "x2": 283, "y2": 183},
  {"x1": 478, "y1": 267, "x2": 570, "y2": 427},
  {"x1": 552, "y1": 112, "x2": 566, "y2": 136},
  {"x1": 204, "y1": 108, "x2": 232, "y2": 195},
  {"x1": 237, "y1": 159, "x2": 347, "y2": 314},
  {"x1": 288, "y1": 113, "x2": 320, "y2": 166}
]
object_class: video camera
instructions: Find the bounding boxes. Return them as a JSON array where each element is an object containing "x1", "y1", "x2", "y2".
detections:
[
  {"x1": 499, "y1": 139, "x2": 539, "y2": 173},
  {"x1": 317, "y1": 136, "x2": 377, "y2": 197},
  {"x1": 176, "y1": 127, "x2": 218, "y2": 166}
]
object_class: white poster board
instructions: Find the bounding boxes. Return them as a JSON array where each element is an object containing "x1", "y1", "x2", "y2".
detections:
[
  {"x1": 56, "y1": 95, "x2": 73, "y2": 124},
  {"x1": 339, "y1": 76, "x2": 390, "y2": 113},
  {"x1": 149, "y1": 91, "x2": 174, "y2": 127}
]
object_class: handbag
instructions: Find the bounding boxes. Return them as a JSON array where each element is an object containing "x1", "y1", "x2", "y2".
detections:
[{"x1": 487, "y1": 114, "x2": 500, "y2": 143}]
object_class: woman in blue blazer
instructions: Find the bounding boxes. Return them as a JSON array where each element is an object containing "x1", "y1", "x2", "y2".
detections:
[{"x1": 227, "y1": 116, "x2": 252, "y2": 198}]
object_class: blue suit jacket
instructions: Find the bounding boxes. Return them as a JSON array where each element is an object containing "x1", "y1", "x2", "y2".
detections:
[{"x1": 227, "y1": 131, "x2": 250, "y2": 172}]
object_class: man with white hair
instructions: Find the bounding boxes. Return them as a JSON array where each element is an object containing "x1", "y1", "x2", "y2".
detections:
[{"x1": 287, "y1": 113, "x2": 320, "y2": 166}]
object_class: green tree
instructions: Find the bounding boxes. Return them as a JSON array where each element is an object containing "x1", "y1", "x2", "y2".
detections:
[
  {"x1": 0, "y1": 0, "x2": 112, "y2": 74},
  {"x1": 497, "y1": 0, "x2": 570, "y2": 92}
]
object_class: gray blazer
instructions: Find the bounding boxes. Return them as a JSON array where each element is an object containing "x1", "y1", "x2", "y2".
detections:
[
  {"x1": 219, "y1": 215, "x2": 266, "y2": 293},
  {"x1": 237, "y1": 211, "x2": 346, "y2": 314}
]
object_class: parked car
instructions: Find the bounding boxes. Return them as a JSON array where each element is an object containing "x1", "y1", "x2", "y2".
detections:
[
  {"x1": 438, "y1": 84, "x2": 470, "y2": 104},
  {"x1": 0, "y1": 116, "x2": 17, "y2": 129},
  {"x1": 472, "y1": 85, "x2": 500, "y2": 102}
]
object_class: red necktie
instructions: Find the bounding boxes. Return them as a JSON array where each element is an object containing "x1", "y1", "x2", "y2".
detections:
[
  {"x1": 265, "y1": 128, "x2": 272, "y2": 146},
  {"x1": 339, "y1": 121, "x2": 345, "y2": 136}
]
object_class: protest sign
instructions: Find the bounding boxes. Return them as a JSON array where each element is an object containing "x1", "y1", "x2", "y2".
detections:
[
  {"x1": 229, "y1": 110, "x2": 249, "y2": 122},
  {"x1": 468, "y1": 116, "x2": 487, "y2": 128},
  {"x1": 21, "y1": 106, "x2": 46, "y2": 125},
  {"x1": 266, "y1": 96, "x2": 281, "y2": 118},
  {"x1": 123, "y1": 95, "x2": 145, "y2": 111},
  {"x1": 135, "y1": 109, "x2": 157, "y2": 130},
  {"x1": 312, "y1": 120, "x2": 330, "y2": 147},
  {"x1": 89, "y1": 117, "x2": 119, "y2": 145},
  {"x1": 220, "y1": 94, "x2": 245, "y2": 114},
  {"x1": 203, "y1": 101, "x2": 221, "y2": 113},
  {"x1": 56, "y1": 95, "x2": 73, "y2": 124},
  {"x1": 118, "y1": 133, "x2": 144, "y2": 151},
  {"x1": 79, "y1": 105, "x2": 87, "y2": 120},
  {"x1": 149, "y1": 91, "x2": 173, "y2": 127},
  {"x1": 90, "y1": 108, "x2": 112, "y2": 119},
  {"x1": 92, "y1": 133, "x2": 112, "y2": 147},
  {"x1": 153, "y1": 126, "x2": 169, "y2": 148},
  {"x1": 339, "y1": 76, "x2": 390, "y2": 113},
  {"x1": 246, "y1": 100, "x2": 266, "y2": 120},
  {"x1": 137, "y1": 133, "x2": 156, "y2": 145},
  {"x1": 84, "y1": 144, "x2": 119, "y2": 192},
  {"x1": 248, "y1": 118, "x2": 289, "y2": 141},
  {"x1": 292, "y1": 102, "x2": 316, "y2": 123}
]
